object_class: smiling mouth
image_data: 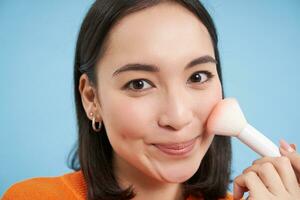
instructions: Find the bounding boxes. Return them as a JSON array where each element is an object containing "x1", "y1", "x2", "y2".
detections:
[
  {"x1": 152, "y1": 136, "x2": 200, "y2": 156},
  {"x1": 154, "y1": 136, "x2": 198, "y2": 149}
]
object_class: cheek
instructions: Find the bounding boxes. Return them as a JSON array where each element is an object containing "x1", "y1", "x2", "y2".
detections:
[
  {"x1": 101, "y1": 95, "x2": 152, "y2": 141},
  {"x1": 193, "y1": 81, "x2": 223, "y2": 124}
]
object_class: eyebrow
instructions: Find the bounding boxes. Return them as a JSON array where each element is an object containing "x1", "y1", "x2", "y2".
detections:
[{"x1": 112, "y1": 55, "x2": 217, "y2": 77}]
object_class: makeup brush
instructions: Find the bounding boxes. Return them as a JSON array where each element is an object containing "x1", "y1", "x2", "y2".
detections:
[{"x1": 207, "y1": 97, "x2": 280, "y2": 157}]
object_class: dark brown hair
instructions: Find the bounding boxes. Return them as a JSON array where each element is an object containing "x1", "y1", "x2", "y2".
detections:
[{"x1": 68, "y1": 0, "x2": 232, "y2": 200}]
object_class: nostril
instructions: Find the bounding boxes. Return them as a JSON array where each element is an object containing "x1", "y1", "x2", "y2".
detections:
[
  {"x1": 164, "y1": 125, "x2": 176, "y2": 131},
  {"x1": 158, "y1": 123, "x2": 174, "y2": 131}
]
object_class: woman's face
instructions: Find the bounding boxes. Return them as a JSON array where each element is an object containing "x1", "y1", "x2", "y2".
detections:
[{"x1": 95, "y1": 2, "x2": 222, "y2": 184}]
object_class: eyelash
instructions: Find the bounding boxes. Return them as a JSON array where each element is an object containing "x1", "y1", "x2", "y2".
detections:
[{"x1": 122, "y1": 71, "x2": 215, "y2": 92}]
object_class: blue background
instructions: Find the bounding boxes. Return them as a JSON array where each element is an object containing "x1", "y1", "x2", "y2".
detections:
[{"x1": 1, "y1": 0, "x2": 299, "y2": 196}]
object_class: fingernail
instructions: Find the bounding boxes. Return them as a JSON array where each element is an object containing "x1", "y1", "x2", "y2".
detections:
[
  {"x1": 290, "y1": 143, "x2": 297, "y2": 151},
  {"x1": 279, "y1": 139, "x2": 295, "y2": 153}
]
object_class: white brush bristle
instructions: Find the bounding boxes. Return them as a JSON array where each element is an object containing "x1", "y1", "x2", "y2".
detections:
[{"x1": 206, "y1": 97, "x2": 248, "y2": 136}]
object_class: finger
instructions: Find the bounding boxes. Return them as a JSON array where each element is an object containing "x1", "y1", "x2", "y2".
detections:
[
  {"x1": 280, "y1": 139, "x2": 295, "y2": 153},
  {"x1": 280, "y1": 147, "x2": 300, "y2": 184},
  {"x1": 279, "y1": 147, "x2": 300, "y2": 172},
  {"x1": 243, "y1": 162, "x2": 286, "y2": 195},
  {"x1": 252, "y1": 156, "x2": 299, "y2": 193},
  {"x1": 233, "y1": 176, "x2": 248, "y2": 200},
  {"x1": 234, "y1": 172, "x2": 270, "y2": 200},
  {"x1": 290, "y1": 144, "x2": 297, "y2": 151},
  {"x1": 252, "y1": 156, "x2": 275, "y2": 165},
  {"x1": 273, "y1": 156, "x2": 299, "y2": 193}
]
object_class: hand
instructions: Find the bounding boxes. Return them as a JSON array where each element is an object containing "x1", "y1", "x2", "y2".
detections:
[
  {"x1": 278, "y1": 140, "x2": 300, "y2": 183},
  {"x1": 233, "y1": 139, "x2": 300, "y2": 200}
]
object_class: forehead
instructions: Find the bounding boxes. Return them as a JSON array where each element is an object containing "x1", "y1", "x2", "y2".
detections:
[{"x1": 101, "y1": 2, "x2": 214, "y2": 71}]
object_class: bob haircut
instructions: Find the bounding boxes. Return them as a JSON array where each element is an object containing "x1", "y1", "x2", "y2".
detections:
[{"x1": 68, "y1": 0, "x2": 232, "y2": 200}]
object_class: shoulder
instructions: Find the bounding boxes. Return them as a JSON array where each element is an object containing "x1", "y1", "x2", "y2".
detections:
[
  {"x1": 1, "y1": 176, "x2": 64, "y2": 200},
  {"x1": 1, "y1": 170, "x2": 86, "y2": 200}
]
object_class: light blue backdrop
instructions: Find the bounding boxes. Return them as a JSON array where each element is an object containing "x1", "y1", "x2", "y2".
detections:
[{"x1": 1, "y1": 0, "x2": 299, "y2": 196}]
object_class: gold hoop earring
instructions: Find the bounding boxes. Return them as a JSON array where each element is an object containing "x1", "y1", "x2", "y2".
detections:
[{"x1": 90, "y1": 112, "x2": 102, "y2": 132}]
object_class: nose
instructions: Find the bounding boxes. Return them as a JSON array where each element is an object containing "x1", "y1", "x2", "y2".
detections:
[{"x1": 158, "y1": 91, "x2": 193, "y2": 131}]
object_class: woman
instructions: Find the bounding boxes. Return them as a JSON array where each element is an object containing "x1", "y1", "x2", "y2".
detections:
[{"x1": 2, "y1": 0, "x2": 300, "y2": 200}]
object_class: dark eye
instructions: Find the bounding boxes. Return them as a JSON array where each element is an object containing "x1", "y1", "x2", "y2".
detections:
[
  {"x1": 188, "y1": 71, "x2": 214, "y2": 84},
  {"x1": 123, "y1": 79, "x2": 153, "y2": 91}
]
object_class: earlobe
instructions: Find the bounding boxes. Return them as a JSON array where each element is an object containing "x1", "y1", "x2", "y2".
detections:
[
  {"x1": 91, "y1": 100, "x2": 103, "y2": 123},
  {"x1": 78, "y1": 74, "x2": 99, "y2": 121}
]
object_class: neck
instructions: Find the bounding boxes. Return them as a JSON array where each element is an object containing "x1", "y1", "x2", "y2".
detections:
[{"x1": 113, "y1": 153, "x2": 185, "y2": 200}]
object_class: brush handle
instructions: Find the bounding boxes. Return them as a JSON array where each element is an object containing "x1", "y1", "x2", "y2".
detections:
[{"x1": 237, "y1": 123, "x2": 280, "y2": 157}]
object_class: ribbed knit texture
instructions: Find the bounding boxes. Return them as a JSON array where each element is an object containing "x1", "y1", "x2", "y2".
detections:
[{"x1": 2, "y1": 170, "x2": 234, "y2": 200}]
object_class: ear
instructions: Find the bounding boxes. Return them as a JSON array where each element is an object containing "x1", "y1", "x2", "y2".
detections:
[{"x1": 78, "y1": 73, "x2": 102, "y2": 122}]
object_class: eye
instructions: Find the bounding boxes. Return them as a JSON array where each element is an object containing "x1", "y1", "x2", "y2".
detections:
[
  {"x1": 123, "y1": 79, "x2": 153, "y2": 92},
  {"x1": 187, "y1": 71, "x2": 214, "y2": 84},
  {"x1": 122, "y1": 71, "x2": 214, "y2": 92}
]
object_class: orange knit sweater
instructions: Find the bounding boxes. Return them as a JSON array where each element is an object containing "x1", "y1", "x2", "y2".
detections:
[{"x1": 2, "y1": 170, "x2": 234, "y2": 200}]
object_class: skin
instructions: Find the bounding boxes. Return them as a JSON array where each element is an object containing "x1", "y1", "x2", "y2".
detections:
[
  {"x1": 79, "y1": 2, "x2": 222, "y2": 200},
  {"x1": 78, "y1": 2, "x2": 300, "y2": 200},
  {"x1": 233, "y1": 140, "x2": 300, "y2": 200}
]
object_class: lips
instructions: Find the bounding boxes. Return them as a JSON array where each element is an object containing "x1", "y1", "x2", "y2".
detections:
[
  {"x1": 153, "y1": 136, "x2": 199, "y2": 156},
  {"x1": 155, "y1": 137, "x2": 197, "y2": 150}
]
